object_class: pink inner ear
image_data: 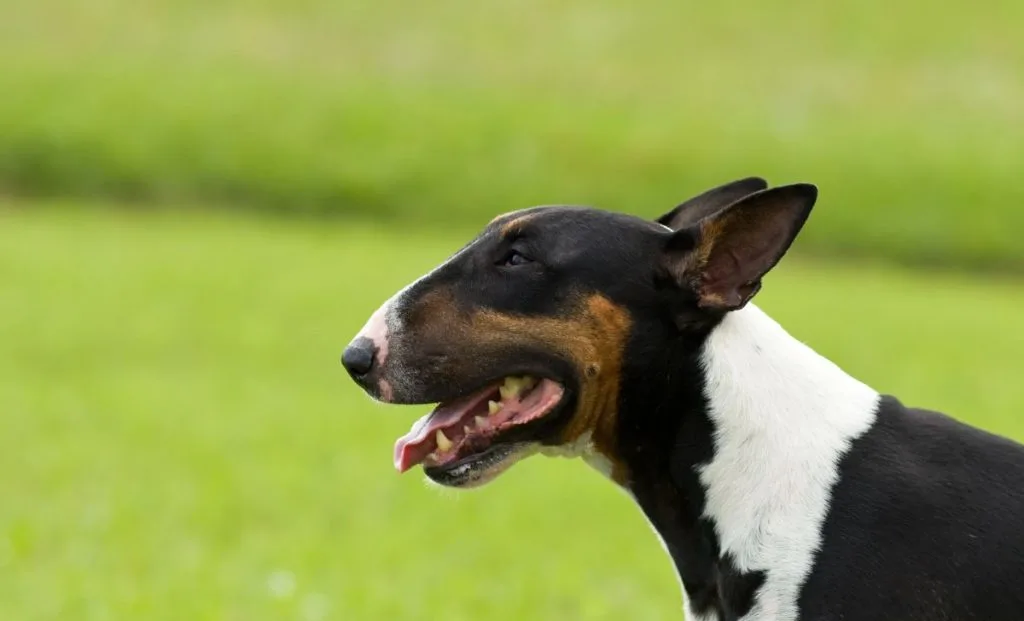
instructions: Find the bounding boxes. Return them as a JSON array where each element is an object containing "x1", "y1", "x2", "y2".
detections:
[
  {"x1": 701, "y1": 224, "x2": 774, "y2": 292},
  {"x1": 694, "y1": 189, "x2": 811, "y2": 310}
]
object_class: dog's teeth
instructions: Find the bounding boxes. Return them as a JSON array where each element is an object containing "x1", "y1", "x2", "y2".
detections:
[
  {"x1": 475, "y1": 416, "x2": 488, "y2": 428},
  {"x1": 521, "y1": 376, "x2": 537, "y2": 391},
  {"x1": 488, "y1": 400, "x2": 502, "y2": 415},
  {"x1": 428, "y1": 451, "x2": 439, "y2": 462},
  {"x1": 436, "y1": 430, "x2": 452, "y2": 452},
  {"x1": 464, "y1": 425, "x2": 472, "y2": 436},
  {"x1": 500, "y1": 377, "x2": 523, "y2": 401}
]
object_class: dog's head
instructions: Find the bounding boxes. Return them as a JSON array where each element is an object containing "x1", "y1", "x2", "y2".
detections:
[{"x1": 343, "y1": 178, "x2": 815, "y2": 488}]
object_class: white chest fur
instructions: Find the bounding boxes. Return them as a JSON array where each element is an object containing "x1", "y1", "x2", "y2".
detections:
[{"x1": 696, "y1": 304, "x2": 879, "y2": 620}]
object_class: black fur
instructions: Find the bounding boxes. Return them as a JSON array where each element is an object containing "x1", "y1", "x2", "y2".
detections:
[{"x1": 799, "y1": 396, "x2": 1024, "y2": 620}]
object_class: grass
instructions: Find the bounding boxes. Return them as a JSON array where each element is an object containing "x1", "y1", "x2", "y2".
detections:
[
  {"x1": 2, "y1": 204, "x2": 1024, "y2": 620},
  {"x1": 1, "y1": 0, "x2": 1024, "y2": 268}
]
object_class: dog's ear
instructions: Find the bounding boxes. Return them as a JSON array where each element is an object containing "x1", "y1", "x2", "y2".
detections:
[
  {"x1": 657, "y1": 177, "x2": 769, "y2": 231},
  {"x1": 662, "y1": 183, "x2": 817, "y2": 312}
]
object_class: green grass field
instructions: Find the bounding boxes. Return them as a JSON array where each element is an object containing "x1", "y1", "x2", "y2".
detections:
[
  {"x1": 2, "y1": 0, "x2": 1023, "y2": 268},
  {"x1": 3, "y1": 205, "x2": 1024, "y2": 620},
  {"x1": 3, "y1": 1, "x2": 1021, "y2": 617}
]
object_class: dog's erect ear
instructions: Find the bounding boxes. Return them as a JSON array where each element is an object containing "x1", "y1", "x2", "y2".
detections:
[
  {"x1": 663, "y1": 183, "x2": 817, "y2": 311},
  {"x1": 656, "y1": 177, "x2": 769, "y2": 231}
]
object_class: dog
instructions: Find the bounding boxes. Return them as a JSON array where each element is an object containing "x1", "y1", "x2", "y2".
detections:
[{"x1": 342, "y1": 178, "x2": 1024, "y2": 620}]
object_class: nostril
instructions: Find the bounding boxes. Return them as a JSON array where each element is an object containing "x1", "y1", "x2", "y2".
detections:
[{"x1": 342, "y1": 342, "x2": 376, "y2": 377}]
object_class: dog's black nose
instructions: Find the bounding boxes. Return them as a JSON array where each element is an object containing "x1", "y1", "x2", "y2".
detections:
[{"x1": 342, "y1": 339, "x2": 376, "y2": 378}]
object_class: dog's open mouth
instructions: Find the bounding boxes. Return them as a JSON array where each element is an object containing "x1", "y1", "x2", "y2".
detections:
[{"x1": 393, "y1": 376, "x2": 565, "y2": 484}]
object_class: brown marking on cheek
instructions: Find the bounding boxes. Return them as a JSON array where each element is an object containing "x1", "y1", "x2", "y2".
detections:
[
  {"x1": 396, "y1": 286, "x2": 632, "y2": 483},
  {"x1": 469, "y1": 295, "x2": 633, "y2": 484},
  {"x1": 395, "y1": 286, "x2": 475, "y2": 379},
  {"x1": 404, "y1": 286, "x2": 459, "y2": 331},
  {"x1": 567, "y1": 295, "x2": 632, "y2": 485}
]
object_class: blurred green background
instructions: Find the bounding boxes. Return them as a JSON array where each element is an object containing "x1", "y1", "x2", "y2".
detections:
[{"x1": 1, "y1": 0, "x2": 1023, "y2": 619}]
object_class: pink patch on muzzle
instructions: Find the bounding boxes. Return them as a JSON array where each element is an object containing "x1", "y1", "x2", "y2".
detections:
[{"x1": 355, "y1": 303, "x2": 390, "y2": 367}]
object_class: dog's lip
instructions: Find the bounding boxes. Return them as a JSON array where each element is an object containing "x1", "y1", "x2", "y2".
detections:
[
  {"x1": 393, "y1": 376, "x2": 566, "y2": 474},
  {"x1": 422, "y1": 443, "x2": 526, "y2": 488}
]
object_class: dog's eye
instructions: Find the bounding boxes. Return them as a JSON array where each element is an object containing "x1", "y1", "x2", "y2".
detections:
[{"x1": 499, "y1": 250, "x2": 532, "y2": 267}]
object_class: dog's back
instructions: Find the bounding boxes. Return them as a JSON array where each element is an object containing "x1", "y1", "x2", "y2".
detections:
[{"x1": 801, "y1": 396, "x2": 1024, "y2": 619}]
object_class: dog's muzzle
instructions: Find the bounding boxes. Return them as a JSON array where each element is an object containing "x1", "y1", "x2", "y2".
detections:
[{"x1": 342, "y1": 300, "x2": 395, "y2": 401}]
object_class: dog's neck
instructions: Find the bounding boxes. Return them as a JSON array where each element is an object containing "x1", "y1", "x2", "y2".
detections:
[{"x1": 614, "y1": 304, "x2": 880, "y2": 620}]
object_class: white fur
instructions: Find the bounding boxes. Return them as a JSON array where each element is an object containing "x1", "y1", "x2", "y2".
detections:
[{"x1": 697, "y1": 304, "x2": 879, "y2": 620}]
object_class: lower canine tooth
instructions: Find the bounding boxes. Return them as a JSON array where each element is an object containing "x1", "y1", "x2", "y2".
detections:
[
  {"x1": 436, "y1": 430, "x2": 452, "y2": 452},
  {"x1": 475, "y1": 416, "x2": 488, "y2": 428},
  {"x1": 488, "y1": 400, "x2": 502, "y2": 415}
]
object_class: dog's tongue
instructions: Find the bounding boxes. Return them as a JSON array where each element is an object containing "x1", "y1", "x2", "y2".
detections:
[
  {"x1": 392, "y1": 377, "x2": 565, "y2": 474},
  {"x1": 392, "y1": 386, "x2": 494, "y2": 473}
]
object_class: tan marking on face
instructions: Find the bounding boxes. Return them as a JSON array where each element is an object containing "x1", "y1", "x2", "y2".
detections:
[
  {"x1": 500, "y1": 214, "x2": 534, "y2": 237},
  {"x1": 403, "y1": 286, "x2": 459, "y2": 331},
  {"x1": 395, "y1": 286, "x2": 632, "y2": 483},
  {"x1": 488, "y1": 211, "x2": 515, "y2": 226},
  {"x1": 466, "y1": 294, "x2": 633, "y2": 484}
]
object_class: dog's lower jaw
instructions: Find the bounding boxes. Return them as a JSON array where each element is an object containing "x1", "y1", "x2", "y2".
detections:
[{"x1": 607, "y1": 304, "x2": 879, "y2": 621}]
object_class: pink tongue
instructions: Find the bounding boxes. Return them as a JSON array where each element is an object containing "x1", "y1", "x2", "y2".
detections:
[{"x1": 392, "y1": 385, "x2": 495, "y2": 473}]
